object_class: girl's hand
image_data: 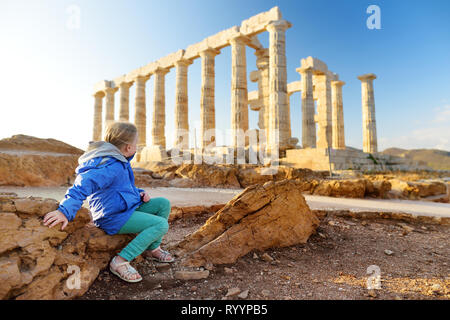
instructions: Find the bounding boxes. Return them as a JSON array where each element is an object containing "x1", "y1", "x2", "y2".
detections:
[
  {"x1": 43, "y1": 210, "x2": 69, "y2": 231},
  {"x1": 140, "y1": 192, "x2": 151, "y2": 203}
]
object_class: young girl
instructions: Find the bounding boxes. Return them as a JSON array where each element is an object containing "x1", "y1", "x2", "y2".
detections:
[{"x1": 43, "y1": 121, "x2": 174, "y2": 283}]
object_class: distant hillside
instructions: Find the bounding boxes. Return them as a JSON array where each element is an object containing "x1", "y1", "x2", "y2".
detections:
[{"x1": 381, "y1": 148, "x2": 450, "y2": 170}]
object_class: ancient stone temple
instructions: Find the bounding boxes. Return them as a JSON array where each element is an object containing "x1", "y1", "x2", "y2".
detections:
[{"x1": 91, "y1": 6, "x2": 419, "y2": 171}]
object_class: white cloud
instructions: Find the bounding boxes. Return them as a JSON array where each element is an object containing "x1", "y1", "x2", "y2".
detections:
[
  {"x1": 379, "y1": 105, "x2": 450, "y2": 151},
  {"x1": 433, "y1": 105, "x2": 450, "y2": 123}
]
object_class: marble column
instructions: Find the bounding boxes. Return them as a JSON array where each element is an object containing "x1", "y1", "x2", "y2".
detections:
[
  {"x1": 255, "y1": 49, "x2": 270, "y2": 135},
  {"x1": 331, "y1": 80, "x2": 346, "y2": 149},
  {"x1": 152, "y1": 68, "x2": 170, "y2": 149},
  {"x1": 134, "y1": 75, "x2": 150, "y2": 148},
  {"x1": 266, "y1": 20, "x2": 291, "y2": 154},
  {"x1": 297, "y1": 66, "x2": 316, "y2": 148},
  {"x1": 315, "y1": 73, "x2": 332, "y2": 149},
  {"x1": 119, "y1": 81, "x2": 133, "y2": 121},
  {"x1": 230, "y1": 35, "x2": 249, "y2": 150},
  {"x1": 199, "y1": 48, "x2": 220, "y2": 150},
  {"x1": 92, "y1": 91, "x2": 105, "y2": 141},
  {"x1": 174, "y1": 59, "x2": 192, "y2": 151},
  {"x1": 358, "y1": 73, "x2": 378, "y2": 153},
  {"x1": 104, "y1": 86, "x2": 118, "y2": 134}
]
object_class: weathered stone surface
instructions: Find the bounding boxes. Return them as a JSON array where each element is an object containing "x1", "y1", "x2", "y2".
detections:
[
  {"x1": 0, "y1": 135, "x2": 83, "y2": 155},
  {"x1": 174, "y1": 163, "x2": 241, "y2": 188},
  {"x1": 389, "y1": 179, "x2": 447, "y2": 200},
  {"x1": 358, "y1": 73, "x2": 377, "y2": 153},
  {"x1": 136, "y1": 162, "x2": 322, "y2": 189},
  {"x1": 309, "y1": 179, "x2": 367, "y2": 198},
  {"x1": 412, "y1": 181, "x2": 447, "y2": 198},
  {"x1": 364, "y1": 179, "x2": 392, "y2": 198},
  {"x1": 170, "y1": 179, "x2": 319, "y2": 267},
  {"x1": 0, "y1": 153, "x2": 80, "y2": 187},
  {"x1": 0, "y1": 135, "x2": 82, "y2": 187},
  {"x1": 0, "y1": 196, "x2": 133, "y2": 300},
  {"x1": 235, "y1": 166, "x2": 273, "y2": 187}
]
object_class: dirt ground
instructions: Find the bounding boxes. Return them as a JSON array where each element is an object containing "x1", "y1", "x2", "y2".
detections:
[{"x1": 78, "y1": 210, "x2": 449, "y2": 301}]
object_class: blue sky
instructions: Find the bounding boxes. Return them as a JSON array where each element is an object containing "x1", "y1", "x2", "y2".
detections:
[{"x1": 0, "y1": 0, "x2": 449, "y2": 151}]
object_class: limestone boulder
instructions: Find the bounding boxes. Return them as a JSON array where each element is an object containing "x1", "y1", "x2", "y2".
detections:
[
  {"x1": 133, "y1": 168, "x2": 171, "y2": 188},
  {"x1": 329, "y1": 179, "x2": 366, "y2": 198},
  {"x1": 0, "y1": 194, "x2": 133, "y2": 300},
  {"x1": 0, "y1": 134, "x2": 83, "y2": 154},
  {"x1": 364, "y1": 179, "x2": 392, "y2": 198},
  {"x1": 0, "y1": 135, "x2": 83, "y2": 187},
  {"x1": 136, "y1": 161, "x2": 323, "y2": 189},
  {"x1": 389, "y1": 179, "x2": 447, "y2": 199},
  {"x1": 236, "y1": 165, "x2": 320, "y2": 188},
  {"x1": 170, "y1": 179, "x2": 320, "y2": 267},
  {"x1": 389, "y1": 179, "x2": 418, "y2": 199},
  {"x1": 410, "y1": 181, "x2": 447, "y2": 198},
  {"x1": 235, "y1": 165, "x2": 273, "y2": 187},
  {"x1": 174, "y1": 163, "x2": 241, "y2": 188},
  {"x1": 310, "y1": 179, "x2": 367, "y2": 198}
]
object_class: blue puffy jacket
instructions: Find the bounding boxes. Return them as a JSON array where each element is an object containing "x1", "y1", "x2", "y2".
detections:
[{"x1": 58, "y1": 141, "x2": 144, "y2": 235}]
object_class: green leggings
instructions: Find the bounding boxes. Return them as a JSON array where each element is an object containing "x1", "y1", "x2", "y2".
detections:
[{"x1": 117, "y1": 197, "x2": 171, "y2": 261}]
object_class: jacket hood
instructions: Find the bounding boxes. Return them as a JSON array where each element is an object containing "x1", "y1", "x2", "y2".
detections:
[{"x1": 76, "y1": 141, "x2": 130, "y2": 174}]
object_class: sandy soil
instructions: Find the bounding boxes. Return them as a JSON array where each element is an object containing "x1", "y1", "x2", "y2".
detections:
[{"x1": 78, "y1": 210, "x2": 449, "y2": 301}]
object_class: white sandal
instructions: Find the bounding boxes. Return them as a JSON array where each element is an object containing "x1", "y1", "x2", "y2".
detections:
[
  {"x1": 109, "y1": 256, "x2": 142, "y2": 283},
  {"x1": 148, "y1": 248, "x2": 175, "y2": 263}
]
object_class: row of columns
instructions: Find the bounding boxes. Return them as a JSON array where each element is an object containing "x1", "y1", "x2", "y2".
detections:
[
  {"x1": 294, "y1": 68, "x2": 377, "y2": 153},
  {"x1": 92, "y1": 20, "x2": 377, "y2": 157},
  {"x1": 92, "y1": 19, "x2": 292, "y2": 157}
]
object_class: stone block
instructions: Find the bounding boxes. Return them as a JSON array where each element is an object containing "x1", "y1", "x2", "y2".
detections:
[
  {"x1": 301, "y1": 56, "x2": 328, "y2": 74},
  {"x1": 157, "y1": 49, "x2": 185, "y2": 69},
  {"x1": 287, "y1": 80, "x2": 302, "y2": 94},
  {"x1": 240, "y1": 6, "x2": 283, "y2": 36},
  {"x1": 140, "y1": 145, "x2": 169, "y2": 162},
  {"x1": 206, "y1": 26, "x2": 240, "y2": 49}
]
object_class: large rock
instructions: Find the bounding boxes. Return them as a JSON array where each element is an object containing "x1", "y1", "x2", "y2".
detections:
[
  {"x1": 170, "y1": 179, "x2": 320, "y2": 267},
  {"x1": 0, "y1": 135, "x2": 83, "y2": 187},
  {"x1": 308, "y1": 179, "x2": 367, "y2": 198},
  {"x1": 389, "y1": 179, "x2": 447, "y2": 199},
  {"x1": 0, "y1": 134, "x2": 83, "y2": 154},
  {"x1": 174, "y1": 163, "x2": 241, "y2": 188},
  {"x1": 412, "y1": 180, "x2": 447, "y2": 197},
  {"x1": 364, "y1": 179, "x2": 392, "y2": 198},
  {"x1": 136, "y1": 161, "x2": 322, "y2": 189},
  {"x1": 0, "y1": 193, "x2": 132, "y2": 300},
  {"x1": 236, "y1": 165, "x2": 320, "y2": 188}
]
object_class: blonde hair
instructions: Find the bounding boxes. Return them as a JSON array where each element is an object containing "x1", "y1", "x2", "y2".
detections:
[{"x1": 104, "y1": 121, "x2": 137, "y2": 149}]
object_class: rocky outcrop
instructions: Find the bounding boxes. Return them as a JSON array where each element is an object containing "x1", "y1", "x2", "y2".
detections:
[
  {"x1": 364, "y1": 179, "x2": 392, "y2": 198},
  {"x1": 308, "y1": 179, "x2": 367, "y2": 198},
  {"x1": 134, "y1": 162, "x2": 396, "y2": 199},
  {"x1": 389, "y1": 179, "x2": 448, "y2": 200},
  {"x1": 174, "y1": 163, "x2": 241, "y2": 188},
  {"x1": 170, "y1": 179, "x2": 320, "y2": 267},
  {"x1": 0, "y1": 135, "x2": 83, "y2": 187},
  {"x1": 0, "y1": 134, "x2": 83, "y2": 154},
  {"x1": 0, "y1": 153, "x2": 80, "y2": 187},
  {"x1": 0, "y1": 193, "x2": 132, "y2": 300},
  {"x1": 135, "y1": 162, "x2": 325, "y2": 189}
]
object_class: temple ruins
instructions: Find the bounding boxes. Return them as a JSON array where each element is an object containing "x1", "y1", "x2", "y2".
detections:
[{"x1": 91, "y1": 6, "x2": 425, "y2": 172}]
